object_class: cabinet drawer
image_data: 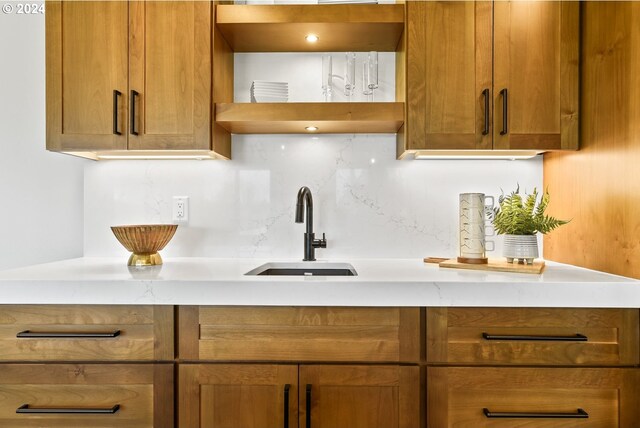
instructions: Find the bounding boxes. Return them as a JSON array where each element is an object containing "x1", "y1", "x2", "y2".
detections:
[
  {"x1": 0, "y1": 305, "x2": 173, "y2": 361},
  {"x1": 427, "y1": 308, "x2": 640, "y2": 365},
  {"x1": 0, "y1": 363, "x2": 173, "y2": 428},
  {"x1": 427, "y1": 367, "x2": 640, "y2": 427},
  {"x1": 179, "y1": 306, "x2": 421, "y2": 362}
]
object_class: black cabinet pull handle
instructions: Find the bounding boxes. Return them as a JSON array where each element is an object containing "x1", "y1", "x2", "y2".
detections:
[
  {"x1": 482, "y1": 88, "x2": 490, "y2": 135},
  {"x1": 17, "y1": 330, "x2": 121, "y2": 338},
  {"x1": 130, "y1": 90, "x2": 139, "y2": 136},
  {"x1": 483, "y1": 408, "x2": 588, "y2": 419},
  {"x1": 17, "y1": 404, "x2": 120, "y2": 414},
  {"x1": 113, "y1": 90, "x2": 122, "y2": 135},
  {"x1": 500, "y1": 88, "x2": 508, "y2": 135},
  {"x1": 306, "y1": 384, "x2": 312, "y2": 428},
  {"x1": 482, "y1": 333, "x2": 587, "y2": 342},
  {"x1": 283, "y1": 384, "x2": 290, "y2": 428}
]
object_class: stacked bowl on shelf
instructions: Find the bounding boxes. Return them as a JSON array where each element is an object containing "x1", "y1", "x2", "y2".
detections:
[{"x1": 250, "y1": 81, "x2": 289, "y2": 103}]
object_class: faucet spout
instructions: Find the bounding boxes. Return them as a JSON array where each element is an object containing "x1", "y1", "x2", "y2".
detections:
[
  {"x1": 294, "y1": 186, "x2": 326, "y2": 261},
  {"x1": 295, "y1": 186, "x2": 312, "y2": 226}
]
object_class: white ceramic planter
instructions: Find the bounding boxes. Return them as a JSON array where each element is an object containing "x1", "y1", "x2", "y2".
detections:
[{"x1": 503, "y1": 234, "x2": 539, "y2": 264}]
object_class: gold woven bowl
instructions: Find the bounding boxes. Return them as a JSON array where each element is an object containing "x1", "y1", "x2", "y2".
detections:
[{"x1": 111, "y1": 224, "x2": 178, "y2": 266}]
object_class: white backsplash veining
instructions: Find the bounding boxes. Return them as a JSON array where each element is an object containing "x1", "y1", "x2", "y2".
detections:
[{"x1": 85, "y1": 135, "x2": 542, "y2": 259}]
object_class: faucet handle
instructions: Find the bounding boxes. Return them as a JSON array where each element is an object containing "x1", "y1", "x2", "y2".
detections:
[{"x1": 313, "y1": 233, "x2": 327, "y2": 249}]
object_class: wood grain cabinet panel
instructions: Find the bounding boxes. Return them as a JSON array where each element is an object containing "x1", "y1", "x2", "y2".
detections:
[
  {"x1": 398, "y1": 0, "x2": 579, "y2": 156},
  {"x1": 46, "y1": 1, "x2": 129, "y2": 152},
  {"x1": 128, "y1": 1, "x2": 212, "y2": 151},
  {"x1": 493, "y1": 1, "x2": 580, "y2": 150},
  {"x1": 178, "y1": 306, "x2": 421, "y2": 362},
  {"x1": 179, "y1": 364, "x2": 297, "y2": 428},
  {"x1": 403, "y1": 1, "x2": 492, "y2": 151},
  {"x1": 0, "y1": 305, "x2": 173, "y2": 361},
  {"x1": 46, "y1": 1, "x2": 232, "y2": 158},
  {"x1": 427, "y1": 367, "x2": 640, "y2": 427},
  {"x1": 0, "y1": 363, "x2": 173, "y2": 428},
  {"x1": 426, "y1": 308, "x2": 639, "y2": 366},
  {"x1": 300, "y1": 365, "x2": 420, "y2": 428}
]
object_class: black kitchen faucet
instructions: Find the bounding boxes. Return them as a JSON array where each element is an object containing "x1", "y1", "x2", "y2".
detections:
[{"x1": 295, "y1": 186, "x2": 327, "y2": 261}]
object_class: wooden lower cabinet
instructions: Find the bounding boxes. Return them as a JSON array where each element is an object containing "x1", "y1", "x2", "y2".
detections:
[
  {"x1": 301, "y1": 365, "x2": 421, "y2": 428},
  {"x1": 0, "y1": 305, "x2": 174, "y2": 361},
  {"x1": 179, "y1": 306, "x2": 421, "y2": 363},
  {"x1": 427, "y1": 308, "x2": 640, "y2": 366},
  {"x1": 427, "y1": 367, "x2": 640, "y2": 427},
  {"x1": 179, "y1": 364, "x2": 421, "y2": 428},
  {"x1": 0, "y1": 363, "x2": 173, "y2": 428},
  {"x1": 179, "y1": 364, "x2": 297, "y2": 428}
]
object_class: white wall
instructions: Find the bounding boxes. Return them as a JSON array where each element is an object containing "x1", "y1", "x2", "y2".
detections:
[{"x1": 0, "y1": 6, "x2": 85, "y2": 270}]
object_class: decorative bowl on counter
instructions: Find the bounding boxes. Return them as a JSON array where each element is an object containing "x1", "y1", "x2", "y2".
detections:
[{"x1": 111, "y1": 224, "x2": 178, "y2": 266}]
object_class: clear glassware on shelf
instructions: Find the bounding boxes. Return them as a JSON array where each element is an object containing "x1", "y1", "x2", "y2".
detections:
[
  {"x1": 362, "y1": 51, "x2": 379, "y2": 102},
  {"x1": 344, "y1": 52, "x2": 356, "y2": 101},
  {"x1": 322, "y1": 55, "x2": 333, "y2": 102}
]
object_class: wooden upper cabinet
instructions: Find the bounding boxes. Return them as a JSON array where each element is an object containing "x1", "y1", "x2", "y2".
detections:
[
  {"x1": 129, "y1": 1, "x2": 211, "y2": 151},
  {"x1": 398, "y1": 0, "x2": 579, "y2": 157},
  {"x1": 494, "y1": 1, "x2": 580, "y2": 150},
  {"x1": 46, "y1": 1, "x2": 232, "y2": 158},
  {"x1": 404, "y1": 1, "x2": 492, "y2": 151},
  {"x1": 46, "y1": 1, "x2": 128, "y2": 151}
]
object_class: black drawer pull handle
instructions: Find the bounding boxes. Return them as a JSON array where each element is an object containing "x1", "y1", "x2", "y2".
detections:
[
  {"x1": 17, "y1": 330, "x2": 121, "y2": 338},
  {"x1": 130, "y1": 90, "x2": 139, "y2": 135},
  {"x1": 113, "y1": 89, "x2": 122, "y2": 135},
  {"x1": 482, "y1": 333, "x2": 587, "y2": 342},
  {"x1": 500, "y1": 88, "x2": 508, "y2": 135},
  {"x1": 283, "y1": 384, "x2": 290, "y2": 428},
  {"x1": 483, "y1": 408, "x2": 588, "y2": 419},
  {"x1": 482, "y1": 88, "x2": 490, "y2": 135},
  {"x1": 306, "y1": 384, "x2": 312, "y2": 428},
  {"x1": 17, "y1": 404, "x2": 120, "y2": 414}
]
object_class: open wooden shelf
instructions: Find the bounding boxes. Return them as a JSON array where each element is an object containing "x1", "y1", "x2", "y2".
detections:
[
  {"x1": 216, "y1": 4, "x2": 404, "y2": 52},
  {"x1": 215, "y1": 102, "x2": 404, "y2": 134}
]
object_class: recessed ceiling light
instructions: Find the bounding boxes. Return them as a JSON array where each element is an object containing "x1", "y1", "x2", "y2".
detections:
[
  {"x1": 305, "y1": 34, "x2": 319, "y2": 43},
  {"x1": 305, "y1": 126, "x2": 318, "y2": 132}
]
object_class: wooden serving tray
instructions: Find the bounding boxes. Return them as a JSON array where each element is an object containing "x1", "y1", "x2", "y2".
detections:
[{"x1": 424, "y1": 258, "x2": 545, "y2": 274}]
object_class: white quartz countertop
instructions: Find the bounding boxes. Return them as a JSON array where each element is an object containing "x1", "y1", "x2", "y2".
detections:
[{"x1": 0, "y1": 257, "x2": 638, "y2": 307}]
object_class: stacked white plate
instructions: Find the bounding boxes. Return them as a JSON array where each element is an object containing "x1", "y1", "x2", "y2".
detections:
[{"x1": 250, "y1": 81, "x2": 289, "y2": 103}]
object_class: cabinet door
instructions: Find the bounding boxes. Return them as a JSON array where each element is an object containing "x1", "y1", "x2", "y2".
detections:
[
  {"x1": 404, "y1": 1, "x2": 492, "y2": 151},
  {"x1": 428, "y1": 367, "x2": 640, "y2": 427},
  {"x1": 179, "y1": 364, "x2": 298, "y2": 428},
  {"x1": 129, "y1": 1, "x2": 211, "y2": 151},
  {"x1": 300, "y1": 365, "x2": 420, "y2": 428},
  {"x1": 46, "y1": 1, "x2": 129, "y2": 152},
  {"x1": 493, "y1": 1, "x2": 579, "y2": 150}
]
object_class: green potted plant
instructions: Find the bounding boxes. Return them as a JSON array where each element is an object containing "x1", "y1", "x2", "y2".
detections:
[{"x1": 492, "y1": 186, "x2": 569, "y2": 264}]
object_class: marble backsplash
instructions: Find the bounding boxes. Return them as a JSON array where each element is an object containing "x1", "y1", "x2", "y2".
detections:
[{"x1": 84, "y1": 134, "x2": 543, "y2": 260}]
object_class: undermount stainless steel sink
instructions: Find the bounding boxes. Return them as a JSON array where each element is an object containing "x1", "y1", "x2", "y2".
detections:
[{"x1": 245, "y1": 262, "x2": 357, "y2": 277}]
